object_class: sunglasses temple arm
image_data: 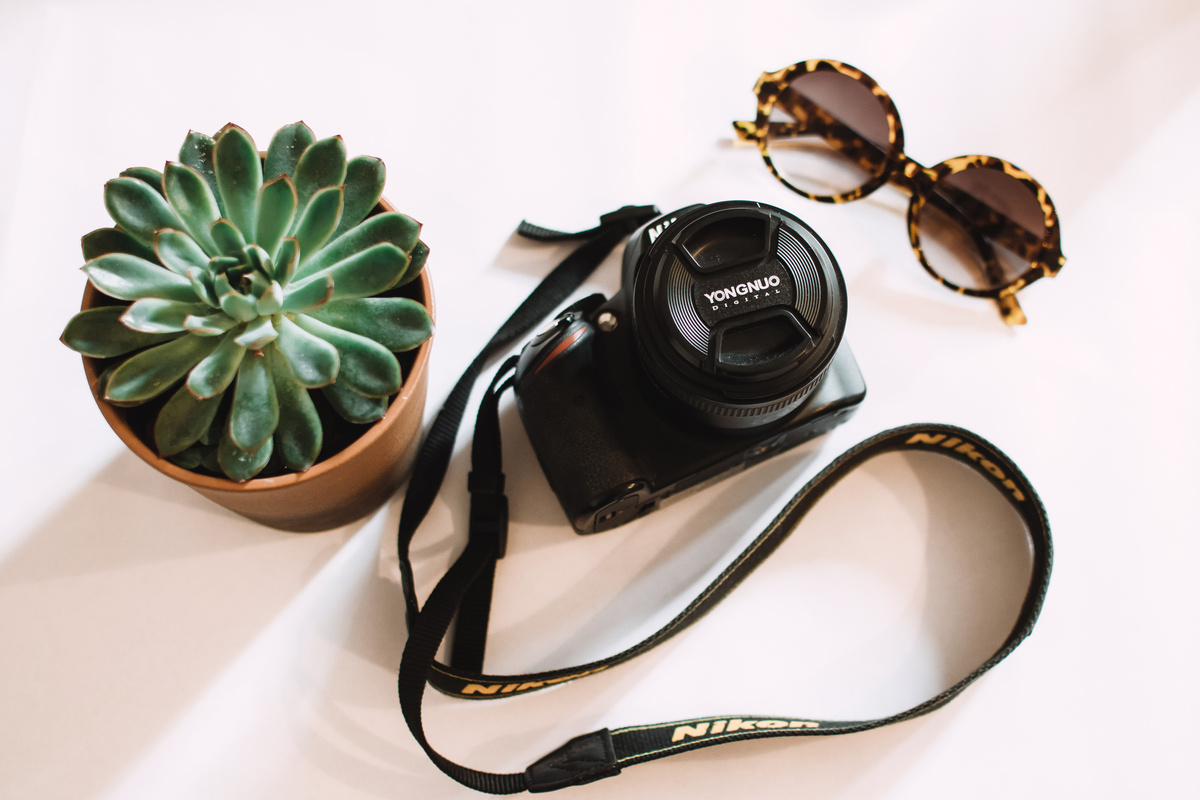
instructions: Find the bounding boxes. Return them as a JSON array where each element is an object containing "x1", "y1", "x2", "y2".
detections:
[{"x1": 995, "y1": 293, "x2": 1026, "y2": 325}]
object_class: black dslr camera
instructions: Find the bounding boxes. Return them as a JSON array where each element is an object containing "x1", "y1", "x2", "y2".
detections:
[{"x1": 513, "y1": 201, "x2": 866, "y2": 533}]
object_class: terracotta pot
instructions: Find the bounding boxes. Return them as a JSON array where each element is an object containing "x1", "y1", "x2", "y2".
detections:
[{"x1": 78, "y1": 206, "x2": 434, "y2": 532}]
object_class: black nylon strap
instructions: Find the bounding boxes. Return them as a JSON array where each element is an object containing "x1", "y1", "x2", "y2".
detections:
[
  {"x1": 395, "y1": 210, "x2": 1052, "y2": 794},
  {"x1": 395, "y1": 206, "x2": 659, "y2": 629},
  {"x1": 398, "y1": 355, "x2": 1052, "y2": 793}
]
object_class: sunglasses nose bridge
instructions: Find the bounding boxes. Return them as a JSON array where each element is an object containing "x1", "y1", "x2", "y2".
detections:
[{"x1": 900, "y1": 159, "x2": 936, "y2": 185}]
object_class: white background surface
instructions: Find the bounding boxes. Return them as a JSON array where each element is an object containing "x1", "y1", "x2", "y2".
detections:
[{"x1": 2, "y1": 0, "x2": 1197, "y2": 797}]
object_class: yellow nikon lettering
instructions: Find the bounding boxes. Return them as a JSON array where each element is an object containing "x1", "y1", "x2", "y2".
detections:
[
  {"x1": 670, "y1": 718, "x2": 820, "y2": 742},
  {"x1": 462, "y1": 680, "x2": 548, "y2": 696},
  {"x1": 671, "y1": 723, "x2": 710, "y2": 742},
  {"x1": 906, "y1": 432, "x2": 946, "y2": 445},
  {"x1": 953, "y1": 442, "x2": 982, "y2": 461},
  {"x1": 1001, "y1": 478, "x2": 1026, "y2": 502},
  {"x1": 725, "y1": 719, "x2": 758, "y2": 733},
  {"x1": 904, "y1": 433, "x2": 1026, "y2": 503}
]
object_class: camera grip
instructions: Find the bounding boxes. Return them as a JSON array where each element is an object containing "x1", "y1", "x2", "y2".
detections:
[{"x1": 514, "y1": 319, "x2": 647, "y2": 532}]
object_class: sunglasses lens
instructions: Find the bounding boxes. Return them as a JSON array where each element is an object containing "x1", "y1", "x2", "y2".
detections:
[
  {"x1": 915, "y1": 168, "x2": 1046, "y2": 291},
  {"x1": 765, "y1": 69, "x2": 892, "y2": 197}
]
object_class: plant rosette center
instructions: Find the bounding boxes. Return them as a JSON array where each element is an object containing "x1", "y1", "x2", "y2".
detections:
[{"x1": 62, "y1": 122, "x2": 433, "y2": 483}]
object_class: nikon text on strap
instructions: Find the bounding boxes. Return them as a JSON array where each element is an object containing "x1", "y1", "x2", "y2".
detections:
[{"x1": 395, "y1": 211, "x2": 1053, "y2": 794}]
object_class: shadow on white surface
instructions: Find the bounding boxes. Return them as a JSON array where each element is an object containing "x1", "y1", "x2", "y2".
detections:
[{"x1": 0, "y1": 450, "x2": 363, "y2": 800}]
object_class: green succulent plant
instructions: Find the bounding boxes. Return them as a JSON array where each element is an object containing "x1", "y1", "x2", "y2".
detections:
[{"x1": 61, "y1": 122, "x2": 433, "y2": 482}]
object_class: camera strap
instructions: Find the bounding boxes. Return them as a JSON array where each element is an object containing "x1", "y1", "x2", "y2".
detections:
[
  {"x1": 395, "y1": 211, "x2": 1053, "y2": 795},
  {"x1": 395, "y1": 205, "x2": 661, "y2": 626}
]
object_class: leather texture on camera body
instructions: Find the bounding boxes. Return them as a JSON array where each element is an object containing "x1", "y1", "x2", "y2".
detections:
[{"x1": 514, "y1": 310, "x2": 649, "y2": 529}]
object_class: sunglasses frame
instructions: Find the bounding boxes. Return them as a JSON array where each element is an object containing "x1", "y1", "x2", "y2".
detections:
[{"x1": 735, "y1": 59, "x2": 1066, "y2": 324}]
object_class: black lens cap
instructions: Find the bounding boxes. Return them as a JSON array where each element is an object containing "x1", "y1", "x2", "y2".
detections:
[{"x1": 628, "y1": 201, "x2": 847, "y2": 429}]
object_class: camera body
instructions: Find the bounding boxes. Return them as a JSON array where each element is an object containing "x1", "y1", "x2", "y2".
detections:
[{"x1": 513, "y1": 201, "x2": 866, "y2": 534}]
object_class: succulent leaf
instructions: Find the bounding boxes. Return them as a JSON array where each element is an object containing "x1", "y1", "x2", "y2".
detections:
[
  {"x1": 179, "y1": 131, "x2": 224, "y2": 216},
  {"x1": 82, "y1": 227, "x2": 159, "y2": 262},
  {"x1": 95, "y1": 363, "x2": 131, "y2": 407},
  {"x1": 267, "y1": 348, "x2": 323, "y2": 471},
  {"x1": 169, "y1": 446, "x2": 206, "y2": 470},
  {"x1": 213, "y1": 124, "x2": 262, "y2": 241},
  {"x1": 274, "y1": 238, "x2": 299, "y2": 285},
  {"x1": 83, "y1": 253, "x2": 199, "y2": 302},
  {"x1": 163, "y1": 163, "x2": 221, "y2": 254},
  {"x1": 280, "y1": 273, "x2": 333, "y2": 313},
  {"x1": 201, "y1": 443, "x2": 223, "y2": 473},
  {"x1": 229, "y1": 353, "x2": 279, "y2": 452},
  {"x1": 218, "y1": 289, "x2": 258, "y2": 322},
  {"x1": 296, "y1": 212, "x2": 420, "y2": 281},
  {"x1": 400, "y1": 239, "x2": 429, "y2": 286},
  {"x1": 155, "y1": 229, "x2": 210, "y2": 275},
  {"x1": 210, "y1": 218, "x2": 247, "y2": 257},
  {"x1": 294, "y1": 185, "x2": 344, "y2": 263},
  {"x1": 264, "y1": 122, "x2": 316, "y2": 182},
  {"x1": 104, "y1": 334, "x2": 220, "y2": 404},
  {"x1": 213, "y1": 270, "x2": 236, "y2": 297},
  {"x1": 256, "y1": 281, "x2": 284, "y2": 315},
  {"x1": 242, "y1": 243, "x2": 272, "y2": 277},
  {"x1": 245, "y1": 270, "x2": 272, "y2": 299},
  {"x1": 154, "y1": 384, "x2": 223, "y2": 456},
  {"x1": 122, "y1": 298, "x2": 213, "y2": 334},
  {"x1": 210, "y1": 254, "x2": 240, "y2": 272},
  {"x1": 104, "y1": 177, "x2": 185, "y2": 249},
  {"x1": 183, "y1": 311, "x2": 238, "y2": 336},
  {"x1": 61, "y1": 306, "x2": 179, "y2": 357},
  {"x1": 274, "y1": 316, "x2": 339, "y2": 387},
  {"x1": 218, "y1": 423, "x2": 273, "y2": 482},
  {"x1": 321, "y1": 377, "x2": 387, "y2": 424},
  {"x1": 310, "y1": 298, "x2": 433, "y2": 352},
  {"x1": 234, "y1": 316, "x2": 278, "y2": 349},
  {"x1": 292, "y1": 314, "x2": 401, "y2": 398},
  {"x1": 334, "y1": 156, "x2": 385, "y2": 239},
  {"x1": 292, "y1": 136, "x2": 347, "y2": 219},
  {"x1": 120, "y1": 167, "x2": 165, "y2": 195},
  {"x1": 256, "y1": 175, "x2": 298, "y2": 258},
  {"x1": 291, "y1": 243, "x2": 408, "y2": 303},
  {"x1": 186, "y1": 267, "x2": 219, "y2": 305},
  {"x1": 187, "y1": 329, "x2": 247, "y2": 398}
]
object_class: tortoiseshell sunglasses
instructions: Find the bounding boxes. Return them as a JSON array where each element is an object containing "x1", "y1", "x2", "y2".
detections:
[{"x1": 734, "y1": 59, "x2": 1065, "y2": 325}]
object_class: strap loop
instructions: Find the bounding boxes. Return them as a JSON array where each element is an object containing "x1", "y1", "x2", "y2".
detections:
[{"x1": 524, "y1": 730, "x2": 620, "y2": 793}]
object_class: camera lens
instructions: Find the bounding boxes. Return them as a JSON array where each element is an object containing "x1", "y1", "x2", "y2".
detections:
[{"x1": 629, "y1": 201, "x2": 847, "y2": 430}]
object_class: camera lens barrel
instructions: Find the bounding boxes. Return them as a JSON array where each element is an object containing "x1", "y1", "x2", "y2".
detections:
[{"x1": 628, "y1": 201, "x2": 847, "y2": 430}]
